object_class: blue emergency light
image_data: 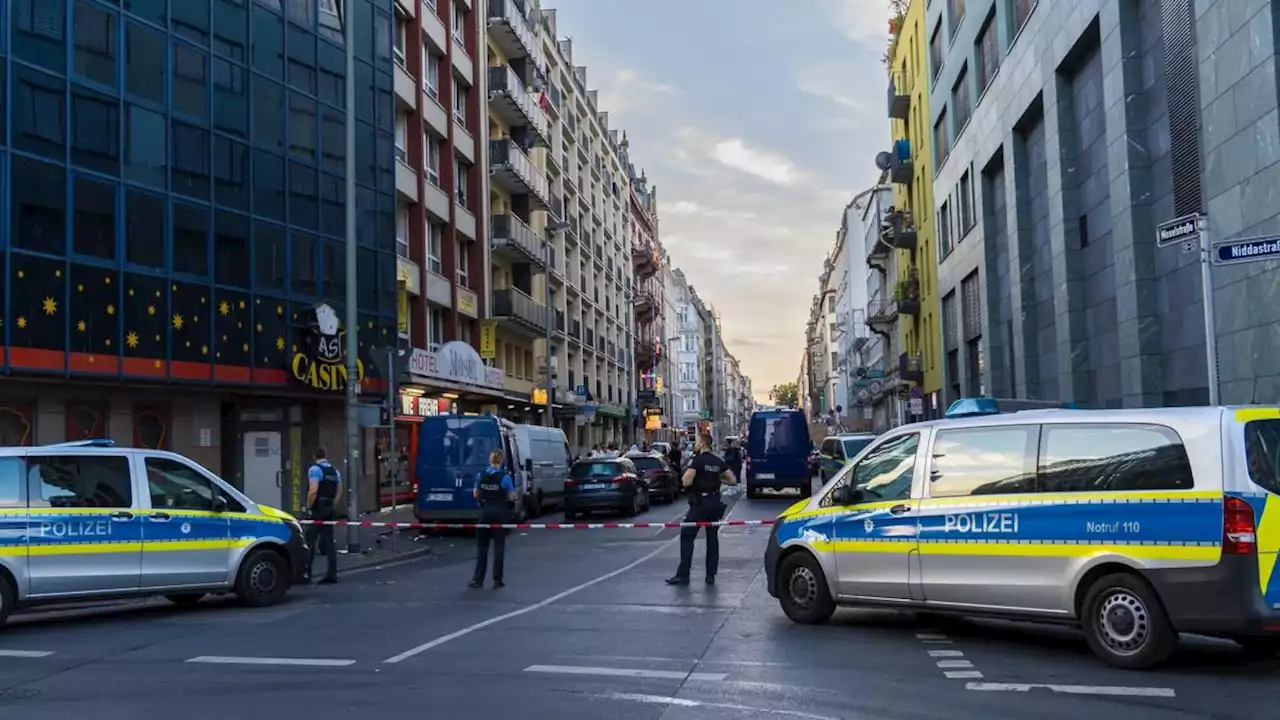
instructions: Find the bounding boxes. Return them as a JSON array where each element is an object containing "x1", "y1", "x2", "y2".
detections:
[
  {"x1": 46, "y1": 438, "x2": 116, "y2": 447},
  {"x1": 944, "y1": 398, "x2": 1079, "y2": 419}
]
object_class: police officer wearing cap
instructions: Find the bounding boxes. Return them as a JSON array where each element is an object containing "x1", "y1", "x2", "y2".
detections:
[
  {"x1": 470, "y1": 448, "x2": 517, "y2": 588},
  {"x1": 666, "y1": 433, "x2": 737, "y2": 586}
]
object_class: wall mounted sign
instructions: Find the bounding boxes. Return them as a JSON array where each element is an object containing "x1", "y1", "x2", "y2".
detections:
[
  {"x1": 291, "y1": 303, "x2": 365, "y2": 392},
  {"x1": 407, "y1": 341, "x2": 504, "y2": 390}
]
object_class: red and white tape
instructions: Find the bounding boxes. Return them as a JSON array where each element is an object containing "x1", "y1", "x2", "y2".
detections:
[{"x1": 298, "y1": 519, "x2": 776, "y2": 530}]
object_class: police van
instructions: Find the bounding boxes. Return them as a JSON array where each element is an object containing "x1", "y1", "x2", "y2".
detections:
[
  {"x1": 764, "y1": 401, "x2": 1280, "y2": 668},
  {"x1": 0, "y1": 439, "x2": 307, "y2": 625}
]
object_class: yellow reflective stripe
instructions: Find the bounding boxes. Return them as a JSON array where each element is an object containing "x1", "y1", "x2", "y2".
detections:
[
  {"x1": 13, "y1": 538, "x2": 258, "y2": 556},
  {"x1": 0, "y1": 508, "x2": 281, "y2": 524},
  {"x1": 1236, "y1": 408, "x2": 1280, "y2": 422}
]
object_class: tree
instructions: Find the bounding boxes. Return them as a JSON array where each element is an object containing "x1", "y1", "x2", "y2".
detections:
[
  {"x1": 882, "y1": 0, "x2": 909, "y2": 67},
  {"x1": 769, "y1": 382, "x2": 800, "y2": 409}
]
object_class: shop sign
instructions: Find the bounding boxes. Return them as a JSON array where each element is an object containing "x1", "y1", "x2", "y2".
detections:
[
  {"x1": 479, "y1": 320, "x2": 496, "y2": 359},
  {"x1": 407, "y1": 341, "x2": 504, "y2": 389},
  {"x1": 291, "y1": 303, "x2": 365, "y2": 392},
  {"x1": 532, "y1": 387, "x2": 549, "y2": 405},
  {"x1": 644, "y1": 414, "x2": 662, "y2": 431},
  {"x1": 399, "y1": 394, "x2": 448, "y2": 418},
  {"x1": 456, "y1": 287, "x2": 478, "y2": 318},
  {"x1": 396, "y1": 257, "x2": 421, "y2": 295}
]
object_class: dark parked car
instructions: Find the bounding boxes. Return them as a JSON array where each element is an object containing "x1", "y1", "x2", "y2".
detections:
[
  {"x1": 564, "y1": 458, "x2": 651, "y2": 520},
  {"x1": 626, "y1": 452, "x2": 680, "y2": 504}
]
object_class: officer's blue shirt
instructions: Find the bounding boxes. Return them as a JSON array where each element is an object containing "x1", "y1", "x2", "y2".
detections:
[
  {"x1": 308, "y1": 460, "x2": 342, "y2": 486},
  {"x1": 475, "y1": 464, "x2": 515, "y2": 492}
]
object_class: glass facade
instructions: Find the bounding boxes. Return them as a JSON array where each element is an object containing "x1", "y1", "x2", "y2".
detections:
[{"x1": 0, "y1": 0, "x2": 397, "y2": 386}]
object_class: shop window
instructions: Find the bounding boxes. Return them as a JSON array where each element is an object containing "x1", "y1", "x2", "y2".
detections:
[
  {"x1": 133, "y1": 405, "x2": 171, "y2": 450},
  {"x1": 65, "y1": 401, "x2": 109, "y2": 441},
  {"x1": 0, "y1": 402, "x2": 36, "y2": 447}
]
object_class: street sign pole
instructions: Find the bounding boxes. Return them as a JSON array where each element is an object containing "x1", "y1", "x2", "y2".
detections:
[{"x1": 1198, "y1": 221, "x2": 1219, "y2": 406}]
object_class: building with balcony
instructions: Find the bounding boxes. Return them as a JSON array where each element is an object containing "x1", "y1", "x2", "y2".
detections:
[
  {"x1": 671, "y1": 271, "x2": 706, "y2": 435},
  {"x1": 886, "y1": 0, "x2": 943, "y2": 421},
  {"x1": 624, "y1": 150, "x2": 666, "y2": 442},
  {"x1": 860, "y1": 185, "x2": 909, "y2": 431},
  {"x1": 0, "y1": 0, "x2": 403, "y2": 513},
  {"x1": 658, "y1": 247, "x2": 683, "y2": 438},
  {"x1": 927, "y1": 0, "x2": 1279, "y2": 409}
]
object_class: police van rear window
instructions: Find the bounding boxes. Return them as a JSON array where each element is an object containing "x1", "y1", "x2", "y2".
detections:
[{"x1": 1244, "y1": 420, "x2": 1280, "y2": 495}]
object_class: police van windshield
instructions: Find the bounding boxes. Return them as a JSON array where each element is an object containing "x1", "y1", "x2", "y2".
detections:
[
  {"x1": 572, "y1": 462, "x2": 622, "y2": 478},
  {"x1": 1245, "y1": 420, "x2": 1280, "y2": 495}
]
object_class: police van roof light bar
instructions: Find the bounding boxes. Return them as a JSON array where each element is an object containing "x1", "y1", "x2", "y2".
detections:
[
  {"x1": 45, "y1": 438, "x2": 116, "y2": 448},
  {"x1": 944, "y1": 398, "x2": 1079, "y2": 419}
]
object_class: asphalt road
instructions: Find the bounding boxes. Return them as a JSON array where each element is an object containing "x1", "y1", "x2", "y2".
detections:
[{"x1": 0, "y1": 481, "x2": 1274, "y2": 719}]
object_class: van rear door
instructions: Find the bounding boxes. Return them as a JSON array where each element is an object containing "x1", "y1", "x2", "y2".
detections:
[
  {"x1": 415, "y1": 416, "x2": 501, "y2": 521},
  {"x1": 748, "y1": 411, "x2": 811, "y2": 487}
]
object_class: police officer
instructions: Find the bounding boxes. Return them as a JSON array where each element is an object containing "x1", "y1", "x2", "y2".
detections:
[
  {"x1": 723, "y1": 437, "x2": 743, "y2": 483},
  {"x1": 666, "y1": 433, "x2": 737, "y2": 586},
  {"x1": 304, "y1": 446, "x2": 342, "y2": 585},
  {"x1": 470, "y1": 448, "x2": 517, "y2": 588}
]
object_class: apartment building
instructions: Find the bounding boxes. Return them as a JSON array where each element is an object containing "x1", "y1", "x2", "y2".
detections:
[
  {"x1": 928, "y1": 0, "x2": 1280, "y2": 408},
  {"x1": 658, "y1": 249, "x2": 683, "y2": 434},
  {"x1": 671, "y1": 271, "x2": 705, "y2": 434},
  {"x1": 861, "y1": 185, "x2": 911, "y2": 430},
  {"x1": 626, "y1": 160, "x2": 665, "y2": 442}
]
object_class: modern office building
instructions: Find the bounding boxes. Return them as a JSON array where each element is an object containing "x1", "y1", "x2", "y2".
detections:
[{"x1": 0, "y1": 0, "x2": 404, "y2": 510}]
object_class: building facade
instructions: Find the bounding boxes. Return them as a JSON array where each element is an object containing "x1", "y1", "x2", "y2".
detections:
[
  {"x1": 625, "y1": 157, "x2": 664, "y2": 442},
  {"x1": 861, "y1": 185, "x2": 911, "y2": 430},
  {"x1": 928, "y1": 0, "x2": 1280, "y2": 409},
  {"x1": 671, "y1": 270, "x2": 703, "y2": 434},
  {"x1": 658, "y1": 247, "x2": 681, "y2": 436}
]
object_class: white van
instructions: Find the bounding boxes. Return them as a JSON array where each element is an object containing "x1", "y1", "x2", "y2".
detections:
[{"x1": 508, "y1": 425, "x2": 573, "y2": 516}]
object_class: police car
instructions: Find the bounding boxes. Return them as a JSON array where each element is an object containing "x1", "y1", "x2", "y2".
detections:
[
  {"x1": 0, "y1": 439, "x2": 307, "y2": 624},
  {"x1": 764, "y1": 400, "x2": 1280, "y2": 669}
]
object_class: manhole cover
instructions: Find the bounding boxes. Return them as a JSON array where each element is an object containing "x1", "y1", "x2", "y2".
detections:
[{"x1": 0, "y1": 688, "x2": 42, "y2": 700}]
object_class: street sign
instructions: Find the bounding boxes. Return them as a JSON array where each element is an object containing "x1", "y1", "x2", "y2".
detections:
[
  {"x1": 907, "y1": 398, "x2": 923, "y2": 415},
  {"x1": 1156, "y1": 213, "x2": 1204, "y2": 248},
  {"x1": 1212, "y1": 236, "x2": 1280, "y2": 266}
]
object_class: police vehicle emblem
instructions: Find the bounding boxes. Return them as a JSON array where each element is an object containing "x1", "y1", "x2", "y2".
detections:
[
  {"x1": 180, "y1": 522, "x2": 192, "y2": 535},
  {"x1": 864, "y1": 518, "x2": 874, "y2": 533}
]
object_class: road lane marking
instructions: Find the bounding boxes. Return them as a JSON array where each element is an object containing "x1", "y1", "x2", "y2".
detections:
[
  {"x1": 525, "y1": 664, "x2": 727, "y2": 681},
  {"x1": 185, "y1": 656, "x2": 356, "y2": 667},
  {"x1": 578, "y1": 654, "x2": 793, "y2": 667},
  {"x1": 594, "y1": 692, "x2": 844, "y2": 720},
  {"x1": 966, "y1": 682, "x2": 1175, "y2": 697},
  {"x1": 928, "y1": 650, "x2": 964, "y2": 658},
  {"x1": 945, "y1": 671, "x2": 985, "y2": 679},
  {"x1": 937, "y1": 659, "x2": 973, "y2": 668},
  {"x1": 915, "y1": 632, "x2": 948, "y2": 641},
  {"x1": 916, "y1": 631, "x2": 983, "y2": 680},
  {"x1": 0, "y1": 650, "x2": 54, "y2": 658},
  {"x1": 382, "y1": 539, "x2": 674, "y2": 663}
]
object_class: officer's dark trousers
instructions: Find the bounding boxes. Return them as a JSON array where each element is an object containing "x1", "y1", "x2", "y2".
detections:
[
  {"x1": 676, "y1": 494, "x2": 726, "y2": 580},
  {"x1": 304, "y1": 524, "x2": 338, "y2": 580},
  {"x1": 472, "y1": 509, "x2": 510, "y2": 583}
]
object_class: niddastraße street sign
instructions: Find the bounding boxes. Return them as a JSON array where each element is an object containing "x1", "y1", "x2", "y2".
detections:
[{"x1": 1212, "y1": 236, "x2": 1280, "y2": 266}]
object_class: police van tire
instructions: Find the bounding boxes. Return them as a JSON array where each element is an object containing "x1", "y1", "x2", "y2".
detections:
[
  {"x1": 235, "y1": 549, "x2": 290, "y2": 607},
  {"x1": 778, "y1": 552, "x2": 835, "y2": 625},
  {"x1": 1081, "y1": 573, "x2": 1176, "y2": 670},
  {"x1": 0, "y1": 573, "x2": 13, "y2": 626},
  {"x1": 165, "y1": 593, "x2": 205, "y2": 606}
]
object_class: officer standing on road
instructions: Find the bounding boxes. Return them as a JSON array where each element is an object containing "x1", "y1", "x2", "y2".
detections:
[
  {"x1": 666, "y1": 433, "x2": 737, "y2": 586},
  {"x1": 470, "y1": 448, "x2": 517, "y2": 589},
  {"x1": 304, "y1": 447, "x2": 342, "y2": 585}
]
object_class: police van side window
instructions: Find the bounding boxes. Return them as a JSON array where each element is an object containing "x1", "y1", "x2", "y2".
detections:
[
  {"x1": 929, "y1": 427, "x2": 1038, "y2": 498},
  {"x1": 145, "y1": 458, "x2": 219, "y2": 511},
  {"x1": 821, "y1": 434, "x2": 919, "y2": 506},
  {"x1": 26, "y1": 455, "x2": 134, "y2": 509},
  {"x1": 0, "y1": 458, "x2": 23, "y2": 507},
  {"x1": 1038, "y1": 423, "x2": 1194, "y2": 492}
]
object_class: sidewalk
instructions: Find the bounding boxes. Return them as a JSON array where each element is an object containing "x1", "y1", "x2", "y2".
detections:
[{"x1": 327, "y1": 504, "x2": 439, "y2": 574}]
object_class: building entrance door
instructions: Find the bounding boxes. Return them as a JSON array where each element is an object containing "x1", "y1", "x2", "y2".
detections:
[{"x1": 242, "y1": 431, "x2": 283, "y2": 506}]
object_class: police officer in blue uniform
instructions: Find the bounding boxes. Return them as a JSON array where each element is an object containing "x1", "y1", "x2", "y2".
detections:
[
  {"x1": 470, "y1": 448, "x2": 517, "y2": 588},
  {"x1": 666, "y1": 433, "x2": 737, "y2": 586},
  {"x1": 304, "y1": 447, "x2": 343, "y2": 584}
]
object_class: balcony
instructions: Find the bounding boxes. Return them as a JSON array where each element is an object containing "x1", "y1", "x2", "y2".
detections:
[
  {"x1": 899, "y1": 352, "x2": 924, "y2": 384},
  {"x1": 894, "y1": 272, "x2": 921, "y2": 317},
  {"x1": 490, "y1": 213, "x2": 548, "y2": 269},
  {"x1": 866, "y1": 298, "x2": 897, "y2": 333},
  {"x1": 492, "y1": 287, "x2": 549, "y2": 336},
  {"x1": 486, "y1": 0, "x2": 541, "y2": 67},
  {"x1": 866, "y1": 236, "x2": 891, "y2": 271},
  {"x1": 544, "y1": 82, "x2": 563, "y2": 118},
  {"x1": 489, "y1": 138, "x2": 550, "y2": 210},
  {"x1": 633, "y1": 288, "x2": 656, "y2": 319},
  {"x1": 635, "y1": 338, "x2": 656, "y2": 365},
  {"x1": 889, "y1": 138, "x2": 912, "y2": 185},
  {"x1": 632, "y1": 241, "x2": 658, "y2": 278},
  {"x1": 888, "y1": 71, "x2": 910, "y2": 120},
  {"x1": 487, "y1": 66, "x2": 550, "y2": 147},
  {"x1": 881, "y1": 208, "x2": 918, "y2": 250},
  {"x1": 549, "y1": 193, "x2": 564, "y2": 220},
  {"x1": 569, "y1": 319, "x2": 581, "y2": 341}
]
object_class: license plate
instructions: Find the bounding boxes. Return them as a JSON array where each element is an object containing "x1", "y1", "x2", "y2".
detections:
[
  {"x1": 427, "y1": 492, "x2": 452, "y2": 501},
  {"x1": 580, "y1": 483, "x2": 610, "y2": 491},
  {"x1": 756, "y1": 473, "x2": 775, "y2": 480}
]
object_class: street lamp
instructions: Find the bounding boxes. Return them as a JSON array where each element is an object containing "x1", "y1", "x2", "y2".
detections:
[
  {"x1": 544, "y1": 221, "x2": 570, "y2": 428},
  {"x1": 335, "y1": 0, "x2": 360, "y2": 553}
]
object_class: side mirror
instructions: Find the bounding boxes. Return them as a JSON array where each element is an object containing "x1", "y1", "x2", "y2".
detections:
[
  {"x1": 831, "y1": 485, "x2": 863, "y2": 507},
  {"x1": 212, "y1": 495, "x2": 228, "y2": 513}
]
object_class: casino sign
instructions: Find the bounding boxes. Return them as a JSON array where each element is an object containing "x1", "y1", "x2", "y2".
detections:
[{"x1": 291, "y1": 303, "x2": 365, "y2": 391}]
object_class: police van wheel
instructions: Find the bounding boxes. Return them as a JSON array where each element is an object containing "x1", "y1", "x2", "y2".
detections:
[
  {"x1": 1082, "y1": 573, "x2": 1176, "y2": 669},
  {"x1": 778, "y1": 552, "x2": 835, "y2": 625},
  {"x1": 235, "y1": 550, "x2": 289, "y2": 607}
]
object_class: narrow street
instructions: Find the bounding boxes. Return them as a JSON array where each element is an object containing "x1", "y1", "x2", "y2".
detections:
[{"x1": 0, "y1": 487, "x2": 1273, "y2": 720}]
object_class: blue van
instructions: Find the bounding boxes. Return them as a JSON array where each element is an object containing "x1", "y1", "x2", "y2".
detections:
[
  {"x1": 744, "y1": 409, "x2": 813, "y2": 499},
  {"x1": 414, "y1": 415, "x2": 530, "y2": 523}
]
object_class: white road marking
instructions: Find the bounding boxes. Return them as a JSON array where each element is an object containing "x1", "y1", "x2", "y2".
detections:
[
  {"x1": 922, "y1": 639, "x2": 954, "y2": 644},
  {"x1": 578, "y1": 655, "x2": 793, "y2": 667},
  {"x1": 185, "y1": 655, "x2": 356, "y2": 667},
  {"x1": 595, "y1": 692, "x2": 845, "y2": 720},
  {"x1": 525, "y1": 664, "x2": 728, "y2": 681},
  {"x1": 915, "y1": 632, "x2": 949, "y2": 640},
  {"x1": 0, "y1": 650, "x2": 54, "y2": 658},
  {"x1": 966, "y1": 682, "x2": 1176, "y2": 697},
  {"x1": 383, "y1": 540, "x2": 674, "y2": 663},
  {"x1": 945, "y1": 671, "x2": 985, "y2": 679},
  {"x1": 928, "y1": 650, "x2": 964, "y2": 658},
  {"x1": 937, "y1": 659, "x2": 974, "y2": 669}
]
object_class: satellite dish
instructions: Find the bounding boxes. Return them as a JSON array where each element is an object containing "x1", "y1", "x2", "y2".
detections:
[{"x1": 874, "y1": 151, "x2": 893, "y2": 171}]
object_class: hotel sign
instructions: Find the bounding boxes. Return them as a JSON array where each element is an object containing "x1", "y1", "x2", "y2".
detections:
[
  {"x1": 407, "y1": 341, "x2": 504, "y2": 390},
  {"x1": 291, "y1": 304, "x2": 365, "y2": 392}
]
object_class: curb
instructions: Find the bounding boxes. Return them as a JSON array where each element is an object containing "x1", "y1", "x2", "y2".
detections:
[{"x1": 337, "y1": 545, "x2": 435, "y2": 573}]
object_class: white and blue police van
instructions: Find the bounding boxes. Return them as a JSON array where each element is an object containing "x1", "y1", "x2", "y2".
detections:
[{"x1": 764, "y1": 399, "x2": 1280, "y2": 668}]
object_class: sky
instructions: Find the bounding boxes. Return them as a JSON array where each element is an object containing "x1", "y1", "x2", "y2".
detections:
[{"x1": 544, "y1": 0, "x2": 892, "y2": 403}]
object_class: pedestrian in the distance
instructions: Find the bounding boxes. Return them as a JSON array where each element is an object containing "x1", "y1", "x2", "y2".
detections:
[
  {"x1": 667, "y1": 441, "x2": 683, "y2": 473},
  {"x1": 304, "y1": 447, "x2": 342, "y2": 585},
  {"x1": 666, "y1": 433, "x2": 737, "y2": 586},
  {"x1": 724, "y1": 437, "x2": 744, "y2": 483},
  {"x1": 470, "y1": 448, "x2": 517, "y2": 588}
]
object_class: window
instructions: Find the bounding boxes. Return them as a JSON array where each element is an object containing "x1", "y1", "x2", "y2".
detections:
[
  {"x1": 73, "y1": 0, "x2": 117, "y2": 88},
  {"x1": 684, "y1": 396, "x2": 699, "y2": 413},
  {"x1": 455, "y1": 160, "x2": 469, "y2": 207},
  {"x1": 289, "y1": 92, "x2": 318, "y2": 160},
  {"x1": 456, "y1": 239, "x2": 469, "y2": 287},
  {"x1": 394, "y1": 113, "x2": 408, "y2": 162},
  {"x1": 1245, "y1": 420, "x2": 1280, "y2": 495},
  {"x1": 393, "y1": 11, "x2": 407, "y2": 64},
  {"x1": 144, "y1": 457, "x2": 219, "y2": 511},
  {"x1": 452, "y1": 2, "x2": 466, "y2": 46},
  {"x1": 976, "y1": 12, "x2": 1000, "y2": 94},
  {"x1": 1038, "y1": 424, "x2": 1194, "y2": 493},
  {"x1": 214, "y1": 135, "x2": 250, "y2": 210},
  {"x1": 0, "y1": 459, "x2": 22, "y2": 508},
  {"x1": 423, "y1": 47, "x2": 440, "y2": 99},
  {"x1": 173, "y1": 202, "x2": 210, "y2": 276},
  {"x1": 213, "y1": 0, "x2": 248, "y2": 62},
  {"x1": 291, "y1": 232, "x2": 318, "y2": 296},
  {"x1": 1012, "y1": 0, "x2": 1035, "y2": 37},
  {"x1": 933, "y1": 110, "x2": 949, "y2": 164},
  {"x1": 951, "y1": 66, "x2": 971, "y2": 132},
  {"x1": 928, "y1": 427, "x2": 1037, "y2": 497},
  {"x1": 948, "y1": 0, "x2": 966, "y2": 38},
  {"x1": 958, "y1": 171, "x2": 975, "y2": 233},
  {"x1": 173, "y1": 41, "x2": 209, "y2": 120},
  {"x1": 428, "y1": 306, "x2": 444, "y2": 350},
  {"x1": 14, "y1": 65, "x2": 66, "y2": 161},
  {"x1": 320, "y1": 105, "x2": 344, "y2": 173},
  {"x1": 427, "y1": 221, "x2": 443, "y2": 274},
  {"x1": 253, "y1": 149, "x2": 286, "y2": 221},
  {"x1": 251, "y1": 5, "x2": 284, "y2": 79},
  {"x1": 213, "y1": 59, "x2": 249, "y2": 137},
  {"x1": 961, "y1": 271, "x2": 981, "y2": 340},
  {"x1": 452, "y1": 77, "x2": 467, "y2": 122},
  {"x1": 288, "y1": 162, "x2": 318, "y2": 230},
  {"x1": 395, "y1": 206, "x2": 409, "y2": 258},
  {"x1": 824, "y1": 433, "x2": 919, "y2": 506},
  {"x1": 425, "y1": 135, "x2": 442, "y2": 185},
  {"x1": 173, "y1": 0, "x2": 211, "y2": 45},
  {"x1": 71, "y1": 86, "x2": 119, "y2": 175},
  {"x1": 214, "y1": 210, "x2": 249, "y2": 286},
  {"x1": 929, "y1": 24, "x2": 943, "y2": 81},
  {"x1": 286, "y1": 25, "x2": 316, "y2": 94},
  {"x1": 172, "y1": 121, "x2": 211, "y2": 199},
  {"x1": 15, "y1": 0, "x2": 67, "y2": 73},
  {"x1": 255, "y1": 222, "x2": 287, "y2": 289},
  {"x1": 937, "y1": 199, "x2": 953, "y2": 256},
  {"x1": 11, "y1": 156, "x2": 66, "y2": 254},
  {"x1": 73, "y1": 176, "x2": 116, "y2": 260},
  {"x1": 126, "y1": 189, "x2": 166, "y2": 268},
  {"x1": 123, "y1": 0, "x2": 166, "y2": 27},
  {"x1": 253, "y1": 76, "x2": 286, "y2": 152},
  {"x1": 27, "y1": 455, "x2": 133, "y2": 508},
  {"x1": 125, "y1": 21, "x2": 166, "y2": 105},
  {"x1": 124, "y1": 104, "x2": 167, "y2": 188},
  {"x1": 286, "y1": 0, "x2": 313, "y2": 28}
]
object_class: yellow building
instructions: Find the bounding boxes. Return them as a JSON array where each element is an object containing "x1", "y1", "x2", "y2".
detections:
[{"x1": 887, "y1": 0, "x2": 943, "y2": 416}]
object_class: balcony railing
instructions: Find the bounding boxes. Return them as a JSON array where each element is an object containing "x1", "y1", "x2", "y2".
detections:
[
  {"x1": 890, "y1": 138, "x2": 912, "y2": 185},
  {"x1": 492, "y1": 286, "x2": 549, "y2": 333},
  {"x1": 882, "y1": 207, "x2": 918, "y2": 250},
  {"x1": 866, "y1": 297, "x2": 897, "y2": 328},
  {"x1": 888, "y1": 70, "x2": 910, "y2": 120},
  {"x1": 490, "y1": 212, "x2": 548, "y2": 268},
  {"x1": 894, "y1": 272, "x2": 921, "y2": 316},
  {"x1": 487, "y1": 65, "x2": 550, "y2": 144},
  {"x1": 549, "y1": 193, "x2": 564, "y2": 220},
  {"x1": 486, "y1": 0, "x2": 543, "y2": 70},
  {"x1": 489, "y1": 138, "x2": 550, "y2": 208}
]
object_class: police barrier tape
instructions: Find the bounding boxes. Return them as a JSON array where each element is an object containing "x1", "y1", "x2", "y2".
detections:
[{"x1": 297, "y1": 519, "x2": 777, "y2": 530}]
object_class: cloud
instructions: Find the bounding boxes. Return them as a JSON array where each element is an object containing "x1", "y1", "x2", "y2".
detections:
[
  {"x1": 593, "y1": 68, "x2": 675, "y2": 116},
  {"x1": 797, "y1": 73, "x2": 866, "y2": 113},
  {"x1": 711, "y1": 138, "x2": 797, "y2": 184},
  {"x1": 824, "y1": 0, "x2": 894, "y2": 43}
]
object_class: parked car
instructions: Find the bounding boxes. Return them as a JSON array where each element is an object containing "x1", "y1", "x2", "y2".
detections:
[
  {"x1": 625, "y1": 452, "x2": 680, "y2": 504},
  {"x1": 564, "y1": 458, "x2": 650, "y2": 519}
]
